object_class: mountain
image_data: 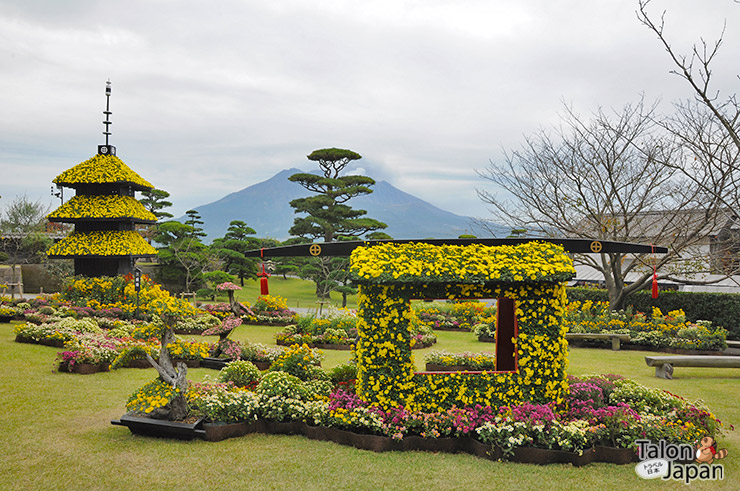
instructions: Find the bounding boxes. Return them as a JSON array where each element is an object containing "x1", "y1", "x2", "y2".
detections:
[{"x1": 178, "y1": 168, "x2": 506, "y2": 242}]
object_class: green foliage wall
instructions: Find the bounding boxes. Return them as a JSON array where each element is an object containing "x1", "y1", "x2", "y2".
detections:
[{"x1": 567, "y1": 287, "x2": 740, "y2": 340}]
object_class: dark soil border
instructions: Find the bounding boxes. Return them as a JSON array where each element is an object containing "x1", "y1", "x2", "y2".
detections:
[
  {"x1": 198, "y1": 420, "x2": 637, "y2": 465},
  {"x1": 15, "y1": 335, "x2": 66, "y2": 348},
  {"x1": 59, "y1": 362, "x2": 110, "y2": 374},
  {"x1": 112, "y1": 416, "x2": 638, "y2": 465}
]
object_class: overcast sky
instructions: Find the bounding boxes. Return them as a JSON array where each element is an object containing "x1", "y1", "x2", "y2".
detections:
[{"x1": 1, "y1": 0, "x2": 738, "y2": 228}]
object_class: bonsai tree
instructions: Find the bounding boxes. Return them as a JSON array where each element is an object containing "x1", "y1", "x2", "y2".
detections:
[
  {"x1": 142, "y1": 309, "x2": 189, "y2": 420},
  {"x1": 215, "y1": 281, "x2": 250, "y2": 317},
  {"x1": 202, "y1": 315, "x2": 244, "y2": 359}
]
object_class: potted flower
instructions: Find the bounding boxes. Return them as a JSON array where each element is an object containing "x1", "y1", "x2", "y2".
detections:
[
  {"x1": 0, "y1": 305, "x2": 18, "y2": 323},
  {"x1": 56, "y1": 334, "x2": 120, "y2": 374}
]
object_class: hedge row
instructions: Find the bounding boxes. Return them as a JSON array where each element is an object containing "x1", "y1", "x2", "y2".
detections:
[{"x1": 567, "y1": 287, "x2": 740, "y2": 341}]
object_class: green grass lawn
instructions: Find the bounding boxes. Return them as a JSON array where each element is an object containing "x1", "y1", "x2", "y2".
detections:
[
  {"x1": 202, "y1": 276, "x2": 359, "y2": 310},
  {"x1": 2, "y1": 320, "x2": 739, "y2": 490}
]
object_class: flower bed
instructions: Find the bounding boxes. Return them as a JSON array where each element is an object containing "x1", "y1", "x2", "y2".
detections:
[
  {"x1": 197, "y1": 419, "x2": 636, "y2": 465},
  {"x1": 423, "y1": 350, "x2": 497, "y2": 371},
  {"x1": 174, "y1": 314, "x2": 221, "y2": 334},
  {"x1": 115, "y1": 371, "x2": 722, "y2": 466},
  {"x1": 59, "y1": 362, "x2": 110, "y2": 374},
  {"x1": 0, "y1": 305, "x2": 19, "y2": 322},
  {"x1": 275, "y1": 338, "x2": 354, "y2": 350},
  {"x1": 200, "y1": 341, "x2": 284, "y2": 370},
  {"x1": 60, "y1": 274, "x2": 199, "y2": 320},
  {"x1": 413, "y1": 301, "x2": 494, "y2": 331},
  {"x1": 246, "y1": 295, "x2": 297, "y2": 325},
  {"x1": 472, "y1": 322, "x2": 496, "y2": 342},
  {"x1": 14, "y1": 317, "x2": 100, "y2": 345},
  {"x1": 13, "y1": 316, "x2": 211, "y2": 373},
  {"x1": 275, "y1": 308, "x2": 437, "y2": 350},
  {"x1": 56, "y1": 332, "x2": 127, "y2": 370},
  {"x1": 565, "y1": 301, "x2": 728, "y2": 352}
]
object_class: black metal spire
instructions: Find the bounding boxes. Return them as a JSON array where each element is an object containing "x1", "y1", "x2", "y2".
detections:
[{"x1": 98, "y1": 79, "x2": 116, "y2": 156}]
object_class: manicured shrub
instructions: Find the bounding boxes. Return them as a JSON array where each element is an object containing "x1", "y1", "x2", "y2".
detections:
[
  {"x1": 268, "y1": 343, "x2": 325, "y2": 381},
  {"x1": 219, "y1": 360, "x2": 261, "y2": 388},
  {"x1": 329, "y1": 362, "x2": 357, "y2": 386},
  {"x1": 256, "y1": 371, "x2": 306, "y2": 399}
]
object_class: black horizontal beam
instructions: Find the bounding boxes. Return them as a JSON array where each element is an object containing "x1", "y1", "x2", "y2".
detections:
[{"x1": 244, "y1": 238, "x2": 668, "y2": 258}]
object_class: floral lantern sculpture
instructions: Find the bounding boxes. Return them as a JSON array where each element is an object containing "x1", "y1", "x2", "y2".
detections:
[
  {"x1": 349, "y1": 241, "x2": 576, "y2": 411},
  {"x1": 247, "y1": 238, "x2": 666, "y2": 413},
  {"x1": 47, "y1": 81, "x2": 158, "y2": 276}
]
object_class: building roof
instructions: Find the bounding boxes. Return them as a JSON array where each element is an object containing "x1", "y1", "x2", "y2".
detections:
[{"x1": 573, "y1": 208, "x2": 735, "y2": 244}]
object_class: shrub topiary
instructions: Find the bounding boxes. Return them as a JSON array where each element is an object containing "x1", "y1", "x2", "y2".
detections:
[
  {"x1": 256, "y1": 371, "x2": 306, "y2": 399},
  {"x1": 218, "y1": 360, "x2": 261, "y2": 388},
  {"x1": 268, "y1": 343, "x2": 324, "y2": 381},
  {"x1": 329, "y1": 363, "x2": 357, "y2": 386}
]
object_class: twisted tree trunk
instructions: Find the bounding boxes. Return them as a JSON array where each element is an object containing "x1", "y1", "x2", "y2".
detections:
[{"x1": 144, "y1": 315, "x2": 189, "y2": 420}]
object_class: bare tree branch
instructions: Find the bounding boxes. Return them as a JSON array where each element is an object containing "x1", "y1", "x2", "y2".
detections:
[{"x1": 477, "y1": 96, "x2": 731, "y2": 309}]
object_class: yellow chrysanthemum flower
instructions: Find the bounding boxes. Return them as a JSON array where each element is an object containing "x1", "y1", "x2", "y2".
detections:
[
  {"x1": 53, "y1": 154, "x2": 154, "y2": 189},
  {"x1": 47, "y1": 230, "x2": 157, "y2": 257},
  {"x1": 47, "y1": 195, "x2": 157, "y2": 222}
]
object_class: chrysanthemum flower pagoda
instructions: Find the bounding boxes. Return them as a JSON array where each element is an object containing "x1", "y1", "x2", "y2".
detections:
[{"x1": 47, "y1": 81, "x2": 158, "y2": 276}]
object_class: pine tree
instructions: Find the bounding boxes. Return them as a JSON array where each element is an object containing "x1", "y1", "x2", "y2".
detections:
[{"x1": 288, "y1": 148, "x2": 387, "y2": 300}]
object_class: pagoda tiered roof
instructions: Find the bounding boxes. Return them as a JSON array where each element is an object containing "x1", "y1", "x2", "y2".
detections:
[
  {"x1": 47, "y1": 230, "x2": 158, "y2": 258},
  {"x1": 53, "y1": 154, "x2": 154, "y2": 191},
  {"x1": 47, "y1": 195, "x2": 157, "y2": 223}
]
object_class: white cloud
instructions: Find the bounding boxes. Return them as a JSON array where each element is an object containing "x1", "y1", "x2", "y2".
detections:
[{"x1": 1, "y1": 0, "x2": 738, "y2": 222}]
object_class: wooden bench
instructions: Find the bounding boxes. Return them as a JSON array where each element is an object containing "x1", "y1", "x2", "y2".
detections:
[
  {"x1": 2, "y1": 282, "x2": 23, "y2": 297},
  {"x1": 565, "y1": 333, "x2": 630, "y2": 351},
  {"x1": 645, "y1": 355, "x2": 740, "y2": 379},
  {"x1": 179, "y1": 292, "x2": 196, "y2": 304}
]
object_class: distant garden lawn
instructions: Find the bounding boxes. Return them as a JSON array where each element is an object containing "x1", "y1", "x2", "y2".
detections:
[
  {"x1": 211, "y1": 276, "x2": 358, "y2": 310},
  {"x1": 2, "y1": 320, "x2": 738, "y2": 490}
]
